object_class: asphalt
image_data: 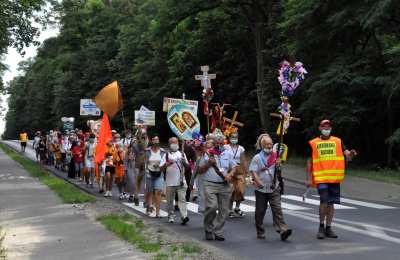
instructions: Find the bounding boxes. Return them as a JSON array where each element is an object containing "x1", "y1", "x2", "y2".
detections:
[
  {"x1": 3, "y1": 140, "x2": 400, "y2": 260},
  {"x1": 0, "y1": 145, "x2": 145, "y2": 260}
]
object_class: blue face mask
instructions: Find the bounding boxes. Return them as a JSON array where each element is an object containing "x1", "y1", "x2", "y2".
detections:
[
  {"x1": 230, "y1": 139, "x2": 238, "y2": 145},
  {"x1": 218, "y1": 145, "x2": 225, "y2": 152}
]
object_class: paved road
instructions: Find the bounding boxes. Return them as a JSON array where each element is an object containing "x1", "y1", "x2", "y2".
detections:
[
  {"x1": 4, "y1": 140, "x2": 400, "y2": 260},
  {"x1": 0, "y1": 143, "x2": 145, "y2": 260}
]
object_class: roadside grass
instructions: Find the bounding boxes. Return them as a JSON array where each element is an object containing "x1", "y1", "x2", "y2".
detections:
[
  {"x1": 98, "y1": 214, "x2": 205, "y2": 259},
  {"x1": 0, "y1": 227, "x2": 6, "y2": 259},
  {"x1": 0, "y1": 143, "x2": 95, "y2": 204},
  {"x1": 346, "y1": 167, "x2": 400, "y2": 185}
]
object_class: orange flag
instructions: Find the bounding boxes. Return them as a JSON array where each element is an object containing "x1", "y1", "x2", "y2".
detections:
[
  {"x1": 95, "y1": 114, "x2": 112, "y2": 177},
  {"x1": 94, "y1": 81, "x2": 123, "y2": 117}
]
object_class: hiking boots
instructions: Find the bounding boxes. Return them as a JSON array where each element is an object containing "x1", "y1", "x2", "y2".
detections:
[{"x1": 325, "y1": 227, "x2": 338, "y2": 238}]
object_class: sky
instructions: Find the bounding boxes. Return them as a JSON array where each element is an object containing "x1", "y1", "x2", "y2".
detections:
[{"x1": 0, "y1": 25, "x2": 59, "y2": 135}]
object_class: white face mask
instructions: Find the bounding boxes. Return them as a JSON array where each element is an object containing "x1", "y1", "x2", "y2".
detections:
[
  {"x1": 263, "y1": 148, "x2": 272, "y2": 154},
  {"x1": 170, "y1": 143, "x2": 179, "y2": 152},
  {"x1": 230, "y1": 139, "x2": 238, "y2": 145},
  {"x1": 321, "y1": 129, "x2": 331, "y2": 137}
]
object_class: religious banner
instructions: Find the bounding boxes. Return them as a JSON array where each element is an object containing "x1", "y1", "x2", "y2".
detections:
[
  {"x1": 167, "y1": 103, "x2": 200, "y2": 140},
  {"x1": 162, "y1": 97, "x2": 198, "y2": 115},
  {"x1": 135, "y1": 110, "x2": 155, "y2": 126},
  {"x1": 80, "y1": 99, "x2": 101, "y2": 116}
]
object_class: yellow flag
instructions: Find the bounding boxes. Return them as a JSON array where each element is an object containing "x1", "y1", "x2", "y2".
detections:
[{"x1": 94, "y1": 81, "x2": 123, "y2": 118}]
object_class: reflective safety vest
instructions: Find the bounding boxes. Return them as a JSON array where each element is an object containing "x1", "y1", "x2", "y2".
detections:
[
  {"x1": 309, "y1": 136, "x2": 345, "y2": 184},
  {"x1": 20, "y1": 133, "x2": 28, "y2": 142}
]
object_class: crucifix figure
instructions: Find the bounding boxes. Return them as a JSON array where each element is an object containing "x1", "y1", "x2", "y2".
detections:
[
  {"x1": 195, "y1": 65, "x2": 216, "y2": 103},
  {"x1": 209, "y1": 102, "x2": 230, "y2": 133}
]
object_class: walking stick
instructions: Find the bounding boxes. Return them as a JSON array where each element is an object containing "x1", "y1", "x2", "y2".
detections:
[{"x1": 272, "y1": 115, "x2": 285, "y2": 194}]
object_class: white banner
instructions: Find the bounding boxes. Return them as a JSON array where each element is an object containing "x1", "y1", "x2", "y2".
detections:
[
  {"x1": 80, "y1": 99, "x2": 101, "y2": 116},
  {"x1": 162, "y1": 97, "x2": 198, "y2": 114},
  {"x1": 135, "y1": 110, "x2": 155, "y2": 126}
]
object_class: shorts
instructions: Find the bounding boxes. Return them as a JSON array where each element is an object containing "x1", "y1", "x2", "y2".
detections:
[
  {"x1": 74, "y1": 162, "x2": 84, "y2": 171},
  {"x1": 318, "y1": 183, "x2": 340, "y2": 205},
  {"x1": 146, "y1": 175, "x2": 164, "y2": 192},
  {"x1": 105, "y1": 166, "x2": 115, "y2": 175},
  {"x1": 21, "y1": 142, "x2": 27, "y2": 147},
  {"x1": 85, "y1": 158, "x2": 94, "y2": 168}
]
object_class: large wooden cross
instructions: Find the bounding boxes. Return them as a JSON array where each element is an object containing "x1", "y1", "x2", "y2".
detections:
[
  {"x1": 223, "y1": 111, "x2": 244, "y2": 128},
  {"x1": 195, "y1": 65, "x2": 216, "y2": 90}
]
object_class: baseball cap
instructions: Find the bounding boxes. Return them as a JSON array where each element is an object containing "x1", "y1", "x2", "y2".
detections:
[{"x1": 319, "y1": 119, "x2": 332, "y2": 127}]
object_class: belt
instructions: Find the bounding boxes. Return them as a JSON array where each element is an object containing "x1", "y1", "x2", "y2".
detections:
[{"x1": 205, "y1": 180, "x2": 226, "y2": 184}]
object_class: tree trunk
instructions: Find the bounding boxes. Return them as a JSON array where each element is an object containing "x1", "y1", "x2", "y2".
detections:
[{"x1": 254, "y1": 22, "x2": 268, "y2": 131}]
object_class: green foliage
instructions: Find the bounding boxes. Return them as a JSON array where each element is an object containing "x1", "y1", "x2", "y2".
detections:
[
  {"x1": 98, "y1": 214, "x2": 161, "y2": 253},
  {"x1": 3, "y1": 0, "x2": 400, "y2": 166},
  {"x1": 0, "y1": 143, "x2": 95, "y2": 203}
]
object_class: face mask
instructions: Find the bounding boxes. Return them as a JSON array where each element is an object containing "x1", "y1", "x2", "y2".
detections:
[
  {"x1": 89, "y1": 138, "x2": 95, "y2": 143},
  {"x1": 126, "y1": 134, "x2": 132, "y2": 139},
  {"x1": 321, "y1": 129, "x2": 331, "y2": 137},
  {"x1": 77, "y1": 142, "x2": 81, "y2": 146},
  {"x1": 230, "y1": 139, "x2": 238, "y2": 145},
  {"x1": 218, "y1": 145, "x2": 225, "y2": 152},
  {"x1": 170, "y1": 144, "x2": 179, "y2": 152},
  {"x1": 263, "y1": 148, "x2": 272, "y2": 154},
  {"x1": 152, "y1": 141, "x2": 159, "y2": 146}
]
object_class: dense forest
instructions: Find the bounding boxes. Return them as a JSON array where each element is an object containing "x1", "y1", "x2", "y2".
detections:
[{"x1": 1, "y1": 0, "x2": 400, "y2": 167}]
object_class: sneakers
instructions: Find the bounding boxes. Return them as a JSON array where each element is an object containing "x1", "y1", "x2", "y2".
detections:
[
  {"x1": 119, "y1": 193, "x2": 124, "y2": 200},
  {"x1": 234, "y1": 208, "x2": 245, "y2": 217},
  {"x1": 228, "y1": 212, "x2": 235, "y2": 218},
  {"x1": 168, "y1": 216, "x2": 174, "y2": 223},
  {"x1": 325, "y1": 227, "x2": 338, "y2": 238},
  {"x1": 317, "y1": 226, "x2": 325, "y2": 239},
  {"x1": 128, "y1": 195, "x2": 134, "y2": 202},
  {"x1": 181, "y1": 217, "x2": 189, "y2": 225},
  {"x1": 133, "y1": 197, "x2": 139, "y2": 206},
  {"x1": 104, "y1": 191, "x2": 113, "y2": 197}
]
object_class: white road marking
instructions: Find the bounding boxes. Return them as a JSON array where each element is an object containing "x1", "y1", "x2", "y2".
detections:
[
  {"x1": 282, "y1": 195, "x2": 356, "y2": 209},
  {"x1": 123, "y1": 202, "x2": 168, "y2": 217},
  {"x1": 285, "y1": 210, "x2": 400, "y2": 245},
  {"x1": 297, "y1": 210, "x2": 400, "y2": 235},
  {"x1": 244, "y1": 196, "x2": 310, "y2": 211},
  {"x1": 311, "y1": 195, "x2": 396, "y2": 209}
]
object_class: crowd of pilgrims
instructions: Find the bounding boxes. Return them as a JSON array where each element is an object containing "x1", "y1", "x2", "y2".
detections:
[{"x1": 29, "y1": 127, "x2": 292, "y2": 241}]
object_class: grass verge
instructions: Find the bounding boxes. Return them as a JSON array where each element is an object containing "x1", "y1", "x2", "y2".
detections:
[
  {"x1": 0, "y1": 143, "x2": 95, "y2": 204},
  {"x1": 346, "y1": 167, "x2": 400, "y2": 185},
  {"x1": 98, "y1": 214, "x2": 160, "y2": 253},
  {"x1": 0, "y1": 227, "x2": 6, "y2": 259},
  {"x1": 98, "y1": 214, "x2": 206, "y2": 259}
]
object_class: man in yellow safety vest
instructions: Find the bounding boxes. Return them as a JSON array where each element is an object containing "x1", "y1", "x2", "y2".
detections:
[{"x1": 307, "y1": 119, "x2": 356, "y2": 239}]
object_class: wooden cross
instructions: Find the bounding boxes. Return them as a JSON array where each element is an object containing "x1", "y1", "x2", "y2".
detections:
[
  {"x1": 195, "y1": 65, "x2": 216, "y2": 90},
  {"x1": 223, "y1": 111, "x2": 244, "y2": 128}
]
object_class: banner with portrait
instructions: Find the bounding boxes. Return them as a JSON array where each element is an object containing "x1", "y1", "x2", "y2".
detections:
[{"x1": 167, "y1": 103, "x2": 200, "y2": 140}]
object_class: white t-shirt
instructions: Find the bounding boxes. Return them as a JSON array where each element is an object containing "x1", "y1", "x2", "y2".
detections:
[
  {"x1": 147, "y1": 149, "x2": 165, "y2": 172},
  {"x1": 165, "y1": 151, "x2": 187, "y2": 187},
  {"x1": 224, "y1": 144, "x2": 245, "y2": 164}
]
